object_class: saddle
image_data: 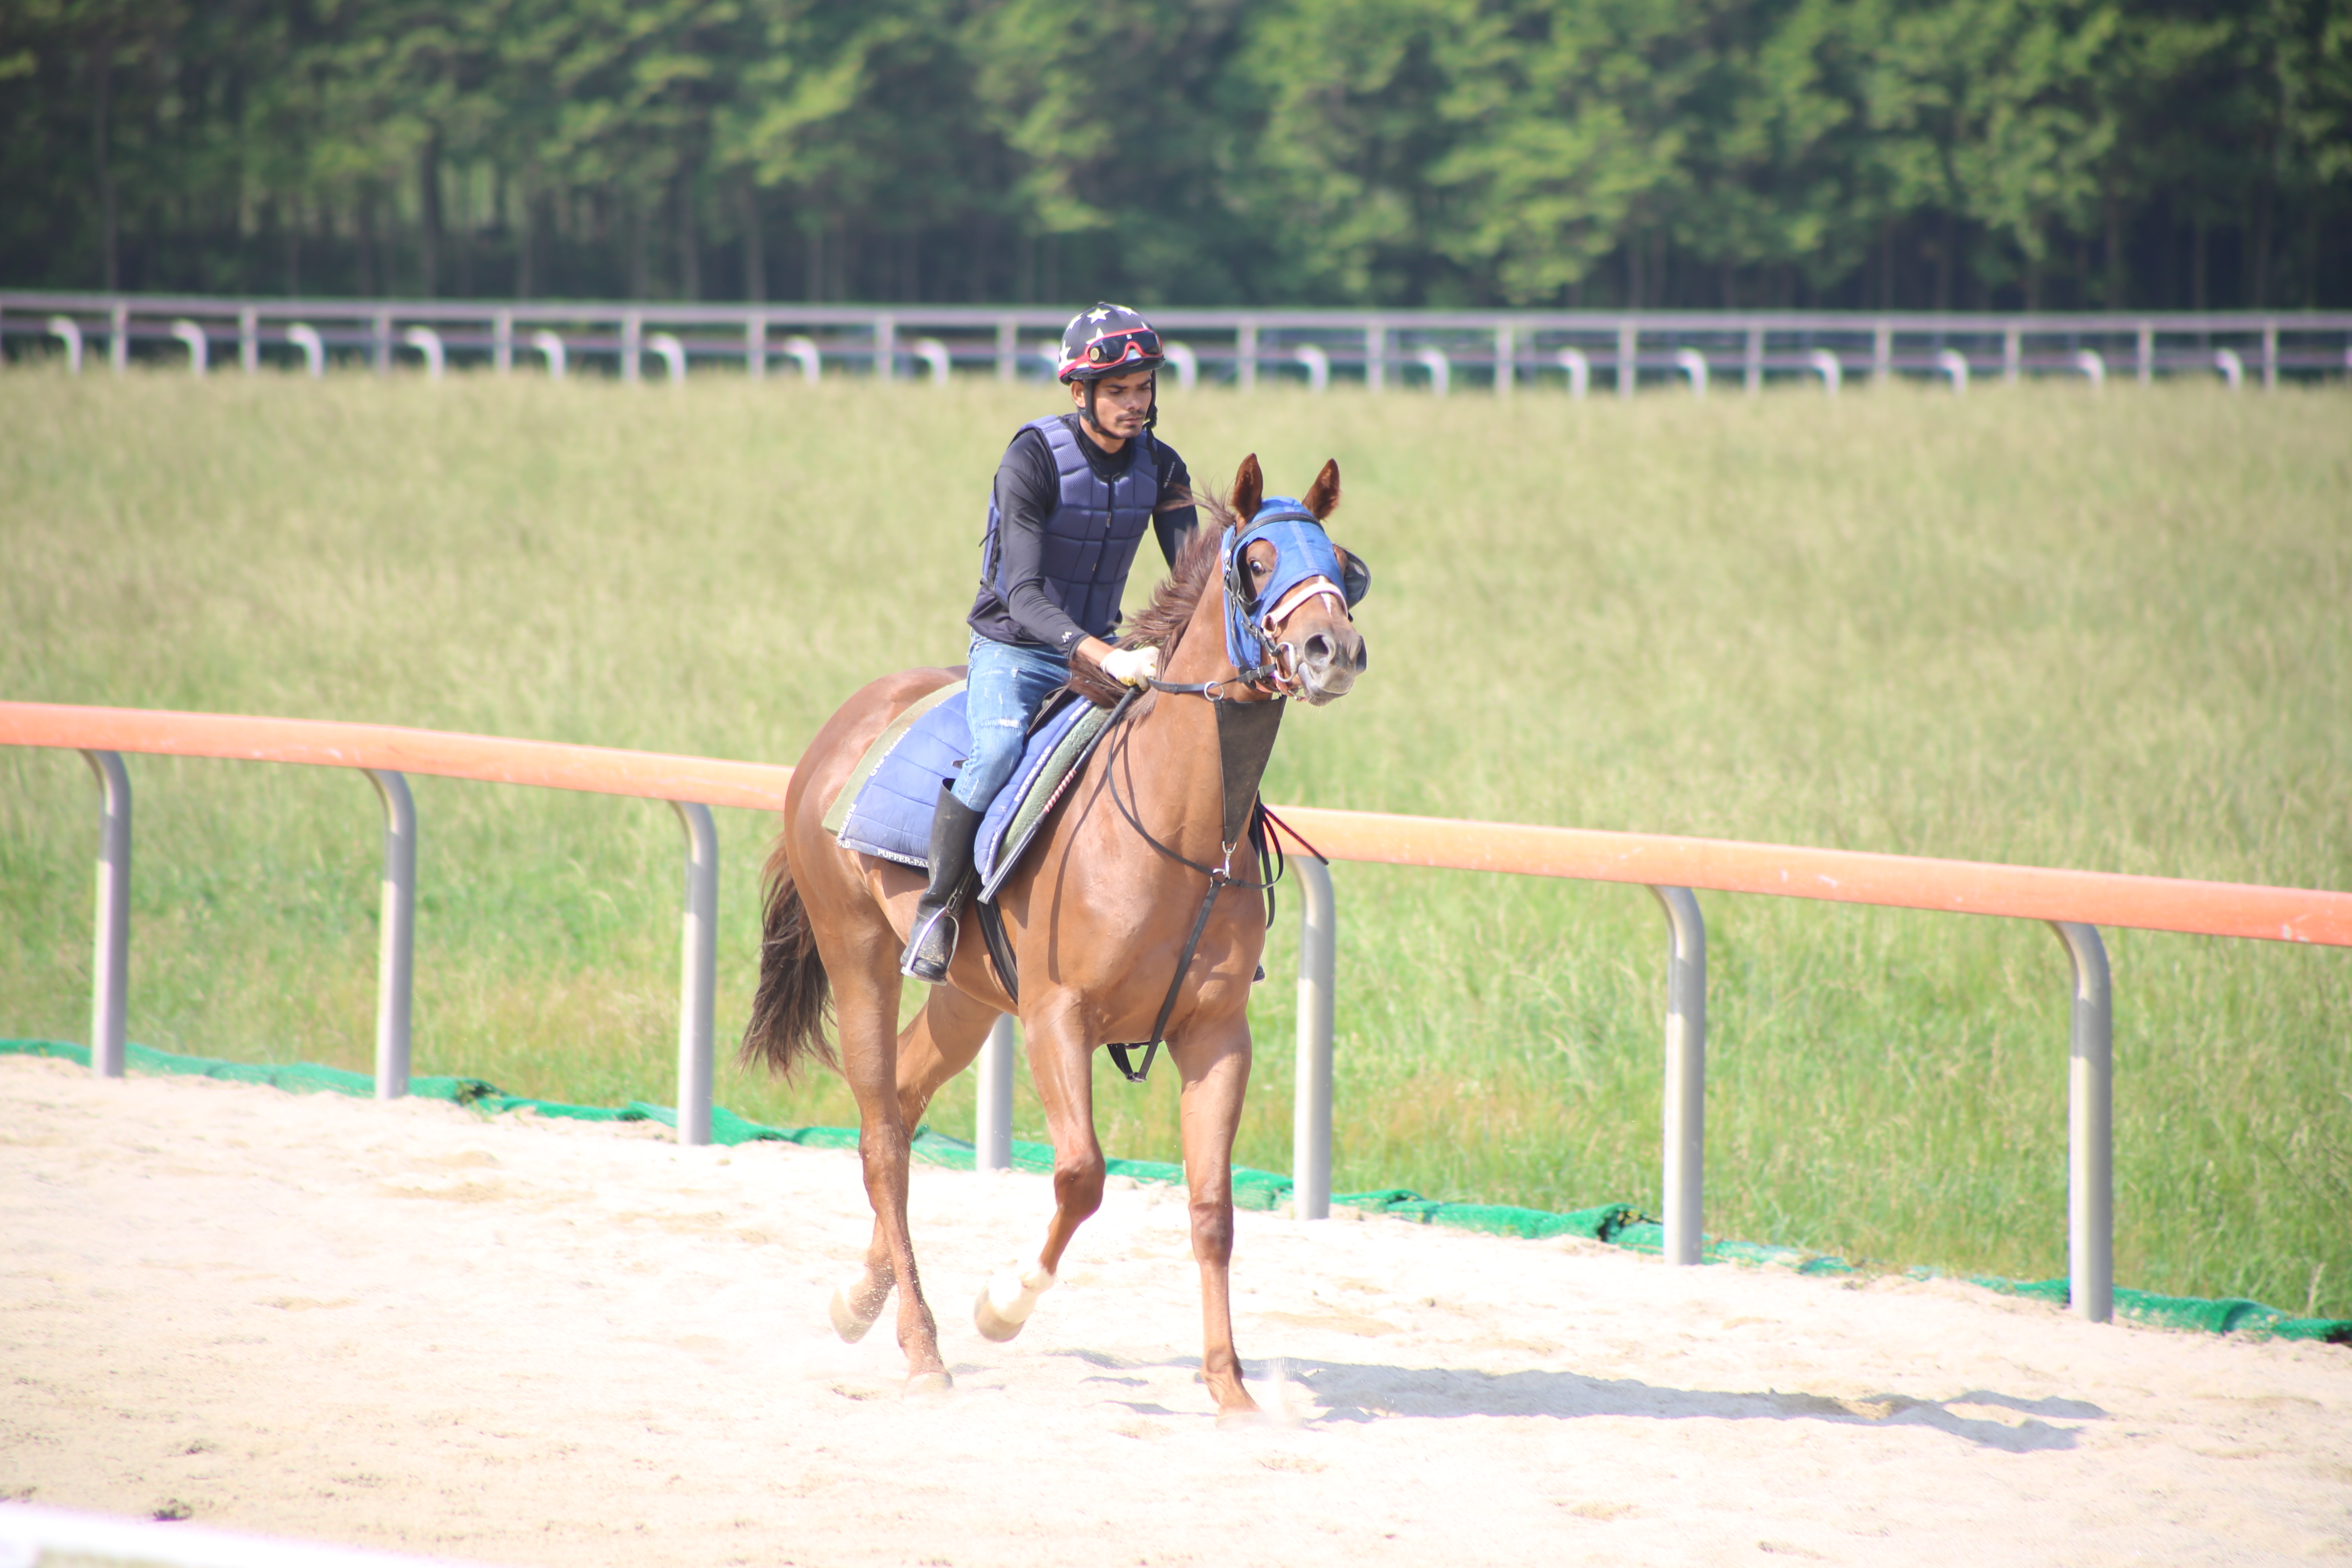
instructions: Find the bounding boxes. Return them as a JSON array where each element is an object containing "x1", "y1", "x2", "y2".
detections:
[
  {"x1": 824, "y1": 682, "x2": 1118, "y2": 899},
  {"x1": 824, "y1": 676, "x2": 1289, "y2": 1083}
]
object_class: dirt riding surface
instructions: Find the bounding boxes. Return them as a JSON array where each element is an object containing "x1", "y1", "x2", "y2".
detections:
[{"x1": 5, "y1": 1053, "x2": 2347, "y2": 1566}]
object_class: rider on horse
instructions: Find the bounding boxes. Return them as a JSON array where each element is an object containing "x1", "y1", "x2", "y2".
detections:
[{"x1": 900, "y1": 302, "x2": 1200, "y2": 982}]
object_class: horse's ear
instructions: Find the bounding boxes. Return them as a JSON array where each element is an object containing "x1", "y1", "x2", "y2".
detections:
[
  {"x1": 1302, "y1": 459, "x2": 1341, "y2": 520},
  {"x1": 1229, "y1": 454, "x2": 1263, "y2": 523}
]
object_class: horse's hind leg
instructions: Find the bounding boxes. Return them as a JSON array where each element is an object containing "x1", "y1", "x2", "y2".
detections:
[
  {"x1": 830, "y1": 950, "x2": 954, "y2": 1392},
  {"x1": 1171, "y1": 1014, "x2": 1261, "y2": 1421},
  {"x1": 838, "y1": 985, "x2": 998, "y2": 1341},
  {"x1": 975, "y1": 1002, "x2": 1105, "y2": 1343}
]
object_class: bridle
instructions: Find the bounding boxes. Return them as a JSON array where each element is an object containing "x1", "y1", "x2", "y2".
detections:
[{"x1": 1094, "y1": 503, "x2": 1356, "y2": 1081}]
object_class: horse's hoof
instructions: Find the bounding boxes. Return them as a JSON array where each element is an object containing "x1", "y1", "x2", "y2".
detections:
[
  {"x1": 973, "y1": 1265, "x2": 1055, "y2": 1343},
  {"x1": 973, "y1": 1287, "x2": 1025, "y2": 1343},
  {"x1": 830, "y1": 1278, "x2": 887, "y2": 1343},
  {"x1": 904, "y1": 1370, "x2": 954, "y2": 1397}
]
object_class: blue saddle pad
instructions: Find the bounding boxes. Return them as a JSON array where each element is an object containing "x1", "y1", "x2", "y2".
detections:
[{"x1": 834, "y1": 690, "x2": 1112, "y2": 897}]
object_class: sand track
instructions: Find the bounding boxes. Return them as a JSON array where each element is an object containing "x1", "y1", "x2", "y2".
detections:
[{"x1": 4, "y1": 1054, "x2": 2348, "y2": 1566}]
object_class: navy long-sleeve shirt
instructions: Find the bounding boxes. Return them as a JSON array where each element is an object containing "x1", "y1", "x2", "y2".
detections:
[{"x1": 966, "y1": 414, "x2": 1198, "y2": 653}]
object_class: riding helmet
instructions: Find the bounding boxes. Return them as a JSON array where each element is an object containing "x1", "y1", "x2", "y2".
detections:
[{"x1": 1056, "y1": 303, "x2": 1165, "y2": 383}]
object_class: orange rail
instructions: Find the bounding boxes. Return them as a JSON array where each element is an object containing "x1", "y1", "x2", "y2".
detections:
[
  {"x1": 1275, "y1": 808, "x2": 2352, "y2": 948},
  {"x1": 0, "y1": 702, "x2": 796, "y2": 812},
  {"x1": 7, "y1": 701, "x2": 2348, "y2": 947}
]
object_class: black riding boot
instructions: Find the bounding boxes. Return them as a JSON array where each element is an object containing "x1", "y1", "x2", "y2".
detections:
[{"x1": 902, "y1": 780, "x2": 982, "y2": 982}]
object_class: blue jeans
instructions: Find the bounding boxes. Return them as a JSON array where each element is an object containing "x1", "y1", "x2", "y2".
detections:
[{"x1": 953, "y1": 634, "x2": 1071, "y2": 813}]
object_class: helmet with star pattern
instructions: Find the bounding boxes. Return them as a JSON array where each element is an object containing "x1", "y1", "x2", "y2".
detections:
[{"x1": 1056, "y1": 303, "x2": 1165, "y2": 383}]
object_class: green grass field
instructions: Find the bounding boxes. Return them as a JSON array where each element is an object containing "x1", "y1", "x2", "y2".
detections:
[{"x1": 3, "y1": 365, "x2": 2347, "y2": 1316}]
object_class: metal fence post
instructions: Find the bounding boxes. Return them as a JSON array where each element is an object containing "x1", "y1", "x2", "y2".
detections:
[
  {"x1": 2048, "y1": 921, "x2": 2113, "y2": 1324},
  {"x1": 46, "y1": 316, "x2": 82, "y2": 374},
  {"x1": 1364, "y1": 322, "x2": 1385, "y2": 393},
  {"x1": 1647, "y1": 886, "x2": 1706, "y2": 1265},
  {"x1": 1873, "y1": 320, "x2": 1893, "y2": 387},
  {"x1": 1237, "y1": 319, "x2": 1258, "y2": 392},
  {"x1": 745, "y1": 312, "x2": 766, "y2": 380},
  {"x1": 1557, "y1": 347, "x2": 1590, "y2": 399},
  {"x1": 996, "y1": 317, "x2": 1018, "y2": 383},
  {"x1": 976, "y1": 1015, "x2": 1015, "y2": 1172},
  {"x1": 621, "y1": 311, "x2": 643, "y2": 383},
  {"x1": 109, "y1": 301, "x2": 129, "y2": 373},
  {"x1": 2262, "y1": 320, "x2": 2278, "y2": 390},
  {"x1": 372, "y1": 309, "x2": 392, "y2": 375},
  {"x1": 401, "y1": 327, "x2": 445, "y2": 379},
  {"x1": 239, "y1": 307, "x2": 258, "y2": 374},
  {"x1": 873, "y1": 314, "x2": 895, "y2": 382},
  {"x1": 1675, "y1": 347, "x2": 1708, "y2": 396},
  {"x1": 78, "y1": 750, "x2": 130, "y2": 1080},
  {"x1": 1163, "y1": 342, "x2": 1198, "y2": 391},
  {"x1": 1617, "y1": 319, "x2": 1637, "y2": 399},
  {"x1": 1414, "y1": 346, "x2": 1450, "y2": 396},
  {"x1": 913, "y1": 337, "x2": 952, "y2": 385},
  {"x1": 171, "y1": 321, "x2": 208, "y2": 374},
  {"x1": 669, "y1": 802, "x2": 717, "y2": 1146},
  {"x1": 361, "y1": 771, "x2": 415, "y2": 1100},
  {"x1": 1494, "y1": 324, "x2": 1513, "y2": 397},
  {"x1": 2136, "y1": 321, "x2": 2153, "y2": 386},
  {"x1": 647, "y1": 331, "x2": 686, "y2": 385},
  {"x1": 1293, "y1": 857, "x2": 1336, "y2": 1220},
  {"x1": 1745, "y1": 323, "x2": 1764, "y2": 394},
  {"x1": 494, "y1": 310, "x2": 514, "y2": 374},
  {"x1": 2003, "y1": 324, "x2": 2022, "y2": 385}
]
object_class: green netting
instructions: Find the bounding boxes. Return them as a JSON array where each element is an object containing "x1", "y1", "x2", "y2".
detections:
[
  {"x1": 1957, "y1": 1272, "x2": 2345, "y2": 1339},
  {"x1": 7, "y1": 1038, "x2": 2345, "y2": 1345}
]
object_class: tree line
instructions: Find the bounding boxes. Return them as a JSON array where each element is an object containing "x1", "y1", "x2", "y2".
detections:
[{"x1": 4, "y1": 0, "x2": 2346, "y2": 312}]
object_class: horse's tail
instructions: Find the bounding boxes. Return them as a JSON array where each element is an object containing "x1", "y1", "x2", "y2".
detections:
[{"x1": 740, "y1": 834, "x2": 837, "y2": 1080}]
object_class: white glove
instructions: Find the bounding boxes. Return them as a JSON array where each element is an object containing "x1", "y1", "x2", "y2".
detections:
[{"x1": 1100, "y1": 645, "x2": 1160, "y2": 687}]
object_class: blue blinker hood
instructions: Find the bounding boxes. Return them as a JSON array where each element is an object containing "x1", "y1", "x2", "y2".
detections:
[{"x1": 1223, "y1": 497, "x2": 1349, "y2": 679}]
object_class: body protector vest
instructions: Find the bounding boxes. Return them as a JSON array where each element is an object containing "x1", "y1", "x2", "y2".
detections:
[{"x1": 982, "y1": 415, "x2": 1159, "y2": 643}]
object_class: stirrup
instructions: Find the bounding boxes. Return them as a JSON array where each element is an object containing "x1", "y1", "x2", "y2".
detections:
[{"x1": 901, "y1": 900, "x2": 960, "y2": 982}]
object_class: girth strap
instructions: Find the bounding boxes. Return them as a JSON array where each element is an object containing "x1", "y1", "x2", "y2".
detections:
[{"x1": 1105, "y1": 863, "x2": 1229, "y2": 1085}]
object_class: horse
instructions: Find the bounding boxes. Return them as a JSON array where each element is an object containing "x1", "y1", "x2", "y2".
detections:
[{"x1": 742, "y1": 453, "x2": 1367, "y2": 1417}]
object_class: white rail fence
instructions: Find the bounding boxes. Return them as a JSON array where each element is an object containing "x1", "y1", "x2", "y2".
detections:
[{"x1": 9, "y1": 293, "x2": 2352, "y2": 393}]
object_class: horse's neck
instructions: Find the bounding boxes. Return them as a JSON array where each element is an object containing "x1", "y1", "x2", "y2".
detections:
[
  {"x1": 1119, "y1": 557, "x2": 1264, "y2": 856},
  {"x1": 1161, "y1": 551, "x2": 1237, "y2": 688}
]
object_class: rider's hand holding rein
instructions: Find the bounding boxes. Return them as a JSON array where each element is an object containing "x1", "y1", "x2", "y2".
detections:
[
  {"x1": 900, "y1": 303, "x2": 1197, "y2": 983},
  {"x1": 1094, "y1": 644, "x2": 1160, "y2": 687}
]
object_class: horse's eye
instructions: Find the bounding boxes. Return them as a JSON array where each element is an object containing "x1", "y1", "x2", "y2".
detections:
[{"x1": 1251, "y1": 558, "x2": 1272, "y2": 577}]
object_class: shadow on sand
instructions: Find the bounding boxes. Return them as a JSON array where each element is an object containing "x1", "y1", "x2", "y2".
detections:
[{"x1": 1061, "y1": 1350, "x2": 2100, "y2": 1453}]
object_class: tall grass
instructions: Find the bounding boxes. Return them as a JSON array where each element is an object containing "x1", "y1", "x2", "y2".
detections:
[{"x1": 3, "y1": 367, "x2": 2346, "y2": 1315}]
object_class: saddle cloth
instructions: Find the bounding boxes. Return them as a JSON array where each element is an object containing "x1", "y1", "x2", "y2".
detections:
[{"x1": 826, "y1": 681, "x2": 1116, "y2": 901}]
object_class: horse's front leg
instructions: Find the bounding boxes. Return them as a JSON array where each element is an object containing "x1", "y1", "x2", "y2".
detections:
[
  {"x1": 974, "y1": 1000, "x2": 1105, "y2": 1342},
  {"x1": 1172, "y1": 1011, "x2": 1260, "y2": 1420}
]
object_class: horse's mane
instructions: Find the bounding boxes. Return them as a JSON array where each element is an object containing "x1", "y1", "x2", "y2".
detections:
[{"x1": 1065, "y1": 487, "x2": 1234, "y2": 707}]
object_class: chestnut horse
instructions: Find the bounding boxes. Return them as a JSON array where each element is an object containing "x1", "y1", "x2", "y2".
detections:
[{"x1": 743, "y1": 454, "x2": 1365, "y2": 1417}]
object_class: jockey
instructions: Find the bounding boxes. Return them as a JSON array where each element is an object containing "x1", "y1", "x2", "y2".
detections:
[{"x1": 901, "y1": 302, "x2": 1198, "y2": 982}]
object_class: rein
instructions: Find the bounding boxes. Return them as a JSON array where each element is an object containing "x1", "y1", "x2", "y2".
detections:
[
  {"x1": 1085, "y1": 501, "x2": 1353, "y2": 1085},
  {"x1": 1097, "y1": 683, "x2": 1285, "y2": 1084}
]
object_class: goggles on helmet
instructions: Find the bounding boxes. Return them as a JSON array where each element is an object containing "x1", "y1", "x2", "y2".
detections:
[{"x1": 1064, "y1": 328, "x2": 1162, "y2": 378}]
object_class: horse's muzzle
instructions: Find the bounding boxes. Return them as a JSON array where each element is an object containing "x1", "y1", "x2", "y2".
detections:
[{"x1": 1289, "y1": 625, "x2": 1367, "y2": 706}]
